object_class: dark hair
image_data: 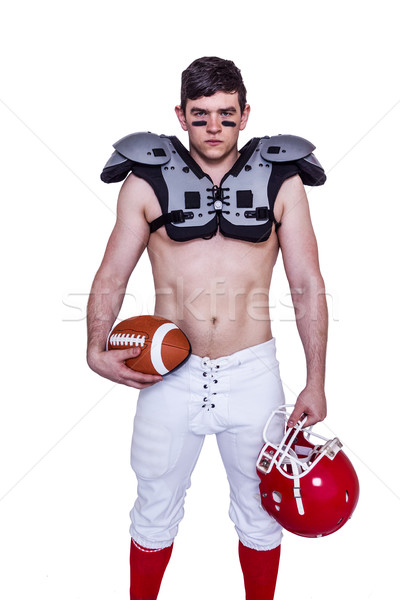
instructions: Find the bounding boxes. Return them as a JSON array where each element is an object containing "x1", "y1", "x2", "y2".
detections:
[{"x1": 180, "y1": 56, "x2": 247, "y2": 114}]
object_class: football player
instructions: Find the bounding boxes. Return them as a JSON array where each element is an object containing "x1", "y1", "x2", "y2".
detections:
[{"x1": 87, "y1": 56, "x2": 328, "y2": 599}]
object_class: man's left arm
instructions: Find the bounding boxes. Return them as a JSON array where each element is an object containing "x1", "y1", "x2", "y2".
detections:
[{"x1": 275, "y1": 175, "x2": 328, "y2": 427}]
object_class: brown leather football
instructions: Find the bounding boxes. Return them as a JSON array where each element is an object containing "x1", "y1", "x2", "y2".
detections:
[{"x1": 106, "y1": 315, "x2": 191, "y2": 376}]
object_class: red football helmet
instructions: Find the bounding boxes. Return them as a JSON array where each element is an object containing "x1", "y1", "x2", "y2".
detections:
[{"x1": 256, "y1": 405, "x2": 360, "y2": 538}]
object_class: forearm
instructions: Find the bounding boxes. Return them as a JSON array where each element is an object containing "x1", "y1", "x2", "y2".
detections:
[
  {"x1": 86, "y1": 271, "x2": 127, "y2": 363},
  {"x1": 291, "y1": 275, "x2": 328, "y2": 389},
  {"x1": 86, "y1": 271, "x2": 162, "y2": 388}
]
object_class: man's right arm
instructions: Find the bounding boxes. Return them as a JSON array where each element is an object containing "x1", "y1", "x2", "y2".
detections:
[{"x1": 86, "y1": 174, "x2": 163, "y2": 388}]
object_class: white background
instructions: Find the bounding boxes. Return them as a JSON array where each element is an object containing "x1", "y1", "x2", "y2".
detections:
[{"x1": 1, "y1": 1, "x2": 399, "y2": 598}]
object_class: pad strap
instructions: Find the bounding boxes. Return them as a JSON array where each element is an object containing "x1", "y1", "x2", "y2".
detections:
[{"x1": 149, "y1": 210, "x2": 194, "y2": 233}]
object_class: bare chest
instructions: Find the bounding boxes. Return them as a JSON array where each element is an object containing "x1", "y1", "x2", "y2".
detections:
[{"x1": 146, "y1": 227, "x2": 280, "y2": 357}]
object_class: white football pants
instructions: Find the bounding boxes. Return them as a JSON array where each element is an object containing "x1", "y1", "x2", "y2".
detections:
[{"x1": 129, "y1": 338, "x2": 285, "y2": 551}]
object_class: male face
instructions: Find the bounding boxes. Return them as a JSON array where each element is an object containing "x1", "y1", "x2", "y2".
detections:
[{"x1": 175, "y1": 91, "x2": 250, "y2": 164}]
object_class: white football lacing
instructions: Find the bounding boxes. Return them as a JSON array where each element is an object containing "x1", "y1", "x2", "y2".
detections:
[{"x1": 109, "y1": 333, "x2": 146, "y2": 347}]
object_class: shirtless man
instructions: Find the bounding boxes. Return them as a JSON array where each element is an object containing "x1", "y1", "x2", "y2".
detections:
[{"x1": 87, "y1": 57, "x2": 328, "y2": 599}]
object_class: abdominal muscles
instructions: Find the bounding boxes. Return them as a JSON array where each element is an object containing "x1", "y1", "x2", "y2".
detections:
[
  {"x1": 149, "y1": 229, "x2": 279, "y2": 358},
  {"x1": 153, "y1": 270, "x2": 274, "y2": 358}
]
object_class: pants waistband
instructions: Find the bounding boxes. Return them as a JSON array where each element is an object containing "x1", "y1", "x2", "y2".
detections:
[{"x1": 189, "y1": 338, "x2": 278, "y2": 371}]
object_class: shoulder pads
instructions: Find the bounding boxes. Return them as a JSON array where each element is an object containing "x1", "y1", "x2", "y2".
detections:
[
  {"x1": 113, "y1": 132, "x2": 171, "y2": 165},
  {"x1": 259, "y1": 134, "x2": 315, "y2": 162},
  {"x1": 101, "y1": 132, "x2": 172, "y2": 183},
  {"x1": 260, "y1": 134, "x2": 326, "y2": 186}
]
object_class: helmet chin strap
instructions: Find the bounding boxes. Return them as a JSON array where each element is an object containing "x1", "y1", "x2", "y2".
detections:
[
  {"x1": 290, "y1": 416, "x2": 307, "y2": 516},
  {"x1": 277, "y1": 447, "x2": 305, "y2": 516},
  {"x1": 278, "y1": 415, "x2": 309, "y2": 517},
  {"x1": 290, "y1": 456, "x2": 305, "y2": 516}
]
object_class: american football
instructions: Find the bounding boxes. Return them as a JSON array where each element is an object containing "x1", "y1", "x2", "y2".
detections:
[{"x1": 106, "y1": 315, "x2": 191, "y2": 376}]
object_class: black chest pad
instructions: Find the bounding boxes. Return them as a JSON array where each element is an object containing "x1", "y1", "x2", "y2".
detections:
[
  {"x1": 101, "y1": 132, "x2": 326, "y2": 244},
  {"x1": 147, "y1": 137, "x2": 278, "y2": 243}
]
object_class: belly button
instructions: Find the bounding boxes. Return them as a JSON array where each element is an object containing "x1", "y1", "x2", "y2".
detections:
[{"x1": 211, "y1": 317, "x2": 217, "y2": 325}]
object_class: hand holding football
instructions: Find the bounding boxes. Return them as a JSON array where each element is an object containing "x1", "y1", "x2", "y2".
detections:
[{"x1": 107, "y1": 315, "x2": 191, "y2": 376}]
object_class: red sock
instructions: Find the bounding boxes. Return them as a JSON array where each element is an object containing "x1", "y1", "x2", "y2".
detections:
[
  {"x1": 130, "y1": 539, "x2": 173, "y2": 600},
  {"x1": 238, "y1": 541, "x2": 281, "y2": 600}
]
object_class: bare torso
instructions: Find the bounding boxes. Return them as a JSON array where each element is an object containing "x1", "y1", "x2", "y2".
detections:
[
  {"x1": 145, "y1": 186, "x2": 282, "y2": 359},
  {"x1": 88, "y1": 89, "x2": 327, "y2": 427},
  {"x1": 88, "y1": 87, "x2": 327, "y2": 423}
]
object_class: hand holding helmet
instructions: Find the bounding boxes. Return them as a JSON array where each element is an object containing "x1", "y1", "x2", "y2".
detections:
[{"x1": 256, "y1": 405, "x2": 360, "y2": 538}]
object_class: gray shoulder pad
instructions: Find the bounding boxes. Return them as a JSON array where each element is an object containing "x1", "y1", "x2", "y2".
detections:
[
  {"x1": 259, "y1": 134, "x2": 316, "y2": 163},
  {"x1": 113, "y1": 132, "x2": 171, "y2": 165}
]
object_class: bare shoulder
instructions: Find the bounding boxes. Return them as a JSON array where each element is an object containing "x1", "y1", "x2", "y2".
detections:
[
  {"x1": 275, "y1": 175, "x2": 323, "y2": 285},
  {"x1": 117, "y1": 173, "x2": 155, "y2": 215},
  {"x1": 96, "y1": 175, "x2": 155, "y2": 282},
  {"x1": 117, "y1": 173, "x2": 161, "y2": 225},
  {"x1": 274, "y1": 174, "x2": 308, "y2": 222}
]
